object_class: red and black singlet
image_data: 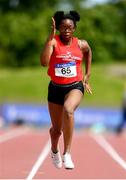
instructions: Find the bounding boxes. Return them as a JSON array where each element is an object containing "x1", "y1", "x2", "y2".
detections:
[{"x1": 48, "y1": 35, "x2": 83, "y2": 84}]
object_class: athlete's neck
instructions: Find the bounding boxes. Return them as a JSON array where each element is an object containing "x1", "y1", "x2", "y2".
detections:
[{"x1": 59, "y1": 35, "x2": 73, "y2": 45}]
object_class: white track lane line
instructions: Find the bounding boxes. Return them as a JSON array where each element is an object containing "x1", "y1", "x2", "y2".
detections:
[
  {"x1": 90, "y1": 133, "x2": 126, "y2": 171},
  {"x1": 3, "y1": 179, "x2": 124, "y2": 180},
  {"x1": 26, "y1": 139, "x2": 51, "y2": 180},
  {"x1": 0, "y1": 127, "x2": 30, "y2": 143}
]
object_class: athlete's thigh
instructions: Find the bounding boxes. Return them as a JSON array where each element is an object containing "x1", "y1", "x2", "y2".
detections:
[
  {"x1": 48, "y1": 102, "x2": 64, "y2": 130},
  {"x1": 64, "y1": 89, "x2": 83, "y2": 111}
]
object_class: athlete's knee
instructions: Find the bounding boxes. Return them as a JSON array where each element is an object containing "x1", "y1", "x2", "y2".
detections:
[
  {"x1": 49, "y1": 127, "x2": 62, "y2": 137},
  {"x1": 64, "y1": 102, "x2": 74, "y2": 118}
]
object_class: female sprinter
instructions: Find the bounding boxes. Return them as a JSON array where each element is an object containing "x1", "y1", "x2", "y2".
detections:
[{"x1": 40, "y1": 11, "x2": 92, "y2": 169}]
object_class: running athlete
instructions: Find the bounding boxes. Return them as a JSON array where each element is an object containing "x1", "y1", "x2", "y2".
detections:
[
  {"x1": 116, "y1": 83, "x2": 126, "y2": 134},
  {"x1": 40, "y1": 11, "x2": 92, "y2": 169}
]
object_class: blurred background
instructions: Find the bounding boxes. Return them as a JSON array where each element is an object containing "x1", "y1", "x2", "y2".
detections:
[{"x1": 0, "y1": 0, "x2": 126, "y2": 133}]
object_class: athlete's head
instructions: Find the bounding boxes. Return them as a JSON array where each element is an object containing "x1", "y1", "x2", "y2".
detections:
[
  {"x1": 53, "y1": 11, "x2": 80, "y2": 30},
  {"x1": 53, "y1": 11, "x2": 80, "y2": 41}
]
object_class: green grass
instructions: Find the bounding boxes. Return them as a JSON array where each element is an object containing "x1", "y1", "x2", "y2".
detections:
[
  {"x1": 0, "y1": 63, "x2": 125, "y2": 107},
  {"x1": 84, "y1": 64, "x2": 125, "y2": 107},
  {"x1": 0, "y1": 67, "x2": 49, "y2": 103}
]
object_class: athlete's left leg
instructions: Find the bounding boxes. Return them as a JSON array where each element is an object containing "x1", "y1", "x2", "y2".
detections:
[{"x1": 62, "y1": 89, "x2": 83, "y2": 154}]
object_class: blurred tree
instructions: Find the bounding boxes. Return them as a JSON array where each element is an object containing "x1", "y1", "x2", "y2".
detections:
[
  {"x1": 76, "y1": 0, "x2": 126, "y2": 63},
  {"x1": 0, "y1": 9, "x2": 53, "y2": 67},
  {"x1": 0, "y1": 0, "x2": 126, "y2": 67},
  {"x1": 0, "y1": 0, "x2": 59, "y2": 13},
  {"x1": 0, "y1": 0, "x2": 10, "y2": 12}
]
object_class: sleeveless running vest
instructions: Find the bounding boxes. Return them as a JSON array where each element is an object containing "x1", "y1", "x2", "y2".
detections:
[{"x1": 48, "y1": 35, "x2": 83, "y2": 84}]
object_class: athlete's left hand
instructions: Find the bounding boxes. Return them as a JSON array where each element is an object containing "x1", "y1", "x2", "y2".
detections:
[
  {"x1": 83, "y1": 82, "x2": 92, "y2": 94},
  {"x1": 83, "y1": 74, "x2": 92, "y2": 94}
]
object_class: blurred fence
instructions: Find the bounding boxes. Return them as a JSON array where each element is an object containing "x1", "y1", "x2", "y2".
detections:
[{"x1": 0, "y1": 103, "x2": 122, "y2": 130}]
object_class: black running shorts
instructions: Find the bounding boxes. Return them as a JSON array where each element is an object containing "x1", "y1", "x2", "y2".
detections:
[{"x1": 48, "y1": 81, "x2": 84, "y2": 105}]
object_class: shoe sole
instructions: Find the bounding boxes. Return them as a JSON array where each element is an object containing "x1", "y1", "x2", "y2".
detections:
[{"x1": 65, "y1": 167, "x2": 74, "y2": 170}]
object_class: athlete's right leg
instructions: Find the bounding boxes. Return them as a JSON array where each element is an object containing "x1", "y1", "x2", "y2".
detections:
[{"x1": 48, "y1": 102, "x2": 63, "y2": 153}]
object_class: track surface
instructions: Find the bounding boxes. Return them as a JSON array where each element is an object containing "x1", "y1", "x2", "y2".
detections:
[{"x1": 0, "y1": 126, "x2": 126, "y2": 180}]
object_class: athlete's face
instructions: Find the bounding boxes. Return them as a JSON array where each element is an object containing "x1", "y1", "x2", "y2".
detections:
[{"x1": 59, "y1": 19, "x2": 75, "y2": 42}]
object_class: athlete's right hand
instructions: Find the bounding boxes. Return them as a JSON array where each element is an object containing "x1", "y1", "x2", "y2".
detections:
[{"x1": 49, "y1": 17, "x2": 56, "y2": 40}]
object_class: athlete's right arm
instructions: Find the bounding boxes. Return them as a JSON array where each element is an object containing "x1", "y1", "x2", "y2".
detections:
[{"x1": 40, "y1": 17, "x2": 56, "y2": 66}]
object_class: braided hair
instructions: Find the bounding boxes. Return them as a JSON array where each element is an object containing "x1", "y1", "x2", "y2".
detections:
[{"x1": 53, "y1": 11, "x2": 80, "y2": 30}]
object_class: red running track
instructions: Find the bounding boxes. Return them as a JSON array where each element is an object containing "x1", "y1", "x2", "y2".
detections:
[{"x1": 0, "y1": 126, "x2": 126, "y2": 180}]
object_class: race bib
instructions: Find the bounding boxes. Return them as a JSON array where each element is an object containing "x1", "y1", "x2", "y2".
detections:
[{"x1": 55, "y1": 62, "x2": 77, "y2": 77}]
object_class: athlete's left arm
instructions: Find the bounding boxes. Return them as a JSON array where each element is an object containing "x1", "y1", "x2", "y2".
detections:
[{"x1": 79, "y1": 39, "x2": 92, "y2": 94}]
